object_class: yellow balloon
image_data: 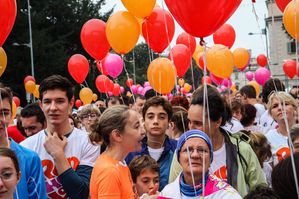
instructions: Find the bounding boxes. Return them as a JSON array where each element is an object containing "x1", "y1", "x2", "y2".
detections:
[
  {"x1": 0, "y1": 47, "x2": 7, "y2": 77},
  {"x1": 193, "y1": 45, "x2": 204, "y2": 66},
  {"x1": 233, "y1": 48, "x2": 250, "y2": 70},
  {"x1": 121, "y1": 0, "x2": 156, "y2": 19},
  {"x1": 25, "y1": 80, "x2": 36, "y2": 93},
  {"x1": 148, "y1": 58, "x2": 176, "y2": 94},
  {"x1": 12, "y1": 101, "x2": 16, "y2": 119},
  {"x1": 178, "y1": 78, "x2": 185, "y2": 87},
  {"x1": 206, "y1": 44, "x2": 234, "y2": 79},
  {"x1": 106, "y1": 11, "x2": 140, "y2": 54},
  {"x1": 184, "y1": 83, "x2": 191, "y2": 93},
  {"x1": 33, "y1": 85, "x2": 40, "y2": 99},
  {"x1": 79, "y1": 87, "x2": 93, "y2": 105},
  {"x1": 248, "y1": 81, "x2": 260, "y2": 97},
  {"x1": 283, "y1": 1, "x2": 299, "y2": 41},
  {"x1": 92, "y1": 93, "x2": 98, "y2": 102}
]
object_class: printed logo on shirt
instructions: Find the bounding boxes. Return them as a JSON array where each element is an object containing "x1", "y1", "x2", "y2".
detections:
[
  {"x1": 213, "y1": 166, "x2": 227, "y2": 182},
  {"x1": 42, "y1": 157, "x2": 80, "y2": 199},
  {"x1": 276, "y1": 147, "x2": 290, "y2": 162}
]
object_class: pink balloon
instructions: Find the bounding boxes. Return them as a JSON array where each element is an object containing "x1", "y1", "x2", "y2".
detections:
[
  {"x1": 102, "y1": 53, "x2": 124, "y2": 78},
  {"x1": 255, "y1": 67, "x2": 270, "y2": 86},
  {"x1": 181, "y1": 88, "x2": 185, "y2": 94},
  {"x1": 131, "y1": 85, "x2": 138, "y2": 94},
  {"x1": 245, "y1": 71, "x2": 254, "y2": 81},
  {"x1": 167, "y1": 93, "x2": 173, "y2": 100},
  {"x1": 108, "y1": 91, "x2": 113, "y2": 97},
  {"x1": 141, "y1": 86, "x2": 152, "y2": 96},
  {"x1": 186, "y1": 93, "x2": 192, "y2": 97},
  {"x1": 144, "y1": 81, "x2": 150, "y2": 87},
  {"x1": 222, "y1": 78, "x2": 232, "y2": 88},
  {"x1": 120, "y1": 86, "x2": 125, "y2": 94},
  {"x1": 210, "y1": 73, "x2": 223, "y2": 85},
  {"x1": 137, "y1": 86, "x2": 144, "y2": 94}
]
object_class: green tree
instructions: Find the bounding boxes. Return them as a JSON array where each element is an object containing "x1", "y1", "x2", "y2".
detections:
[{"x1": 2, "y1": 0, "x2": 113, "y2": 105}]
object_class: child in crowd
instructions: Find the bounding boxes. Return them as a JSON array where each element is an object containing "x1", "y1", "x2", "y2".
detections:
[{"x1": 129, "y1": 155, "x2": 160, "y2": 197}]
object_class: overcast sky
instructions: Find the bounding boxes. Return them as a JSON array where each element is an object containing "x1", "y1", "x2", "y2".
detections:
[{"x1": 101, "y1": 0, "x2": 268, "y2": 57}]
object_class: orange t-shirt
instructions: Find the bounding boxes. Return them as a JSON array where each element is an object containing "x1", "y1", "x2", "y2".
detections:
[{"x1": 90, "y1": 153, "x2": 136, "y2": 199}]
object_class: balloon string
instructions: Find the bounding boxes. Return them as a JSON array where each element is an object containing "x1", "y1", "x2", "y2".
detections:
[
  {"x1": 187, "y1": 35, "x2": 196, "y2": 91},
  {"x1": 115, "y1": 78, "x2": 125, "y2": 104},
  {"x1": 122, "y1": 55, "x2": 136, "y2": 103},
  {"x1": 84, "y1": 81, "x2": 89, "y2": 88},
  {"x1": 132, "y1": 49, "x2": 136, "y2": 84}
]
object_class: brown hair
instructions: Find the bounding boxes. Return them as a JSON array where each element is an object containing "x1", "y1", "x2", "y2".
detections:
[
  {"x1": 129, "y1": 155, "x2": 160, "y2": 183},
  {"x1": 142, "y1": 96, "x2": 173, "y2": 121},
  {"x1": 0, "y1": 147, "x2": 20, "y2": 174},
  {"x1": 170, "y1": 96, "x2": 189, "y2": 110},
  {"x1": 0, "y1": 86, "x2": 13, "y2": 108}
]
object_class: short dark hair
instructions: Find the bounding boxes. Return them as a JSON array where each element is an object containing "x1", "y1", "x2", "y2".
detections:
[
  {"x1": 0, "y1": 147, "x2": 20, "y2": 174},
  {"x1": 0, "y1": 86, "x2": 12, "y2": 108},
  {"x1": 290, "y1": 124, "x2": 299, "y2": 143},
  {"x1": 191, "y1": 85, "x2": 231, "y2": 126},
  {"x1": 129, "y1": 155, "x2": 160, "y2": 183},
  {"x1": 261, "y1": 78, "x2": 285, "y2": 104},
  {"x1": 272, "y1": 152, "x2": 299, "y2": 199},
  {"x1": 240, "y1": 85, "x2": 256, "y2": 99},
  {"x1": 106, "y1": 96, "x2": 121, "y2": 107},
  {"x1": 128, "y1": 94, "x2": 146, "y2": 105},
  {"x1": 20, "y1": 102, "x2": 46, "y2": 125},
  {"x1": 244, "y1": 186, "x2": 279, "y2": 199},
  {"x1": 142, "y1": 96, "x2": 172, "y2": 120},
  {"x1": 144, "y1": 89, "x2": 156, "y2": 100},
  {"x1": 39, "y1": 75, "x2": 74, "y2": 101},
  {"x1": 240, "y1": 104, "x2": 257, "y2": 127},
  {"x1": 170, "y1": 96, "x2": 189, "y2": 110}
]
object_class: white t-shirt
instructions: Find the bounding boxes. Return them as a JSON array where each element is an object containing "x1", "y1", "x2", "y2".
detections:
[
  {"x1": 223, "y1": 118, "x2": 244, "y2": 134},
  {"x1": 148, "y1": 146, "x2": 164, "y2": 161},
  {"x1": 210, "y1": 144, "x2": 227, "y2": 182},
  {"x1": 259, "y1": 110, "x2": 278, "y2": 134},
  {"x1": 254, "y1": 103, "x2": 266, "y2": 123},
  {"x1": 265, "y1": 129, "x2": 290, "y2": 166},
  {"x1": 20, "y1": 128, "x2": 100, "y2": 199}
]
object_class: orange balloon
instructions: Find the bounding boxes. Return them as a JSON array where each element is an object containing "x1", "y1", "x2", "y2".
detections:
[
  {"x1": 233, "y1": 48, "x2": 250, "y2": 70},
  {"x1": 283, "y1": 1, "x2": 299, "y2": 41},
  {"x1": 106, "y1": 11, "x2": 140, "y2": 54},
  {"x1": 148, "y1": 58, "x2": 176, "y2": 94},
  {"x1": 206, "y1": 44, "x2": 234, "y2": 78},
  {"x1": 178, "y1": 78, "x2": 185, "y2": 87},
  {"x1": 248, "y1": 81, "x2": 260, "y2": 97},
  {"x1": 79, "y1": 87, "x2": 93, "y2": 105},
  {"x1": 92, "y1": 93, "x2": 98, "y2": 102},
  {"x1": 11, "y1": 101, "x2": 16, "y2": 119},
  {"x1": 25, "y1": 80, "x2": 36, "y2": 93},
  {"x1": 121, "y1": 0, "x2": 156, "y2": 19},
  {"x1": 193, "y1": 45, "x2": 204, "y2": 66},
  {"x1": 33, "y1": 85, "x2": 40, "y2": 99},
  {"x1": 0, "y1": 47, "x2": 7, "y2": 77},
  {"x1": 184, "y1": 83, "x2": 192, "y2": 93}
]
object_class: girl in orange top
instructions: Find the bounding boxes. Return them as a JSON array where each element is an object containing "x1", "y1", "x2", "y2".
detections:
[{"x1": 89, "y1": 105, "x2": 146, "y2": 199}]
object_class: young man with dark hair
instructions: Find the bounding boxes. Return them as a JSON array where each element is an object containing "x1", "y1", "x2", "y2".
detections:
[
  {"x1": 126, "y1": 96, "x2": 177, "y2": 191},
  {"x1": 20, "y1": 102, "x2": 46, "y2": 137},
  {"x1": 21, "y1": 75, "x2": 100, "y2": 199},
  {"x1": 240, "y1": 85, "x2": 265, "y2": 123},
  {"x1": 0, "y1": 86, "x2": 46, "y2": 199},
  {"x1": 128, "y1": 94, "x2": 146, "y2": 114}
]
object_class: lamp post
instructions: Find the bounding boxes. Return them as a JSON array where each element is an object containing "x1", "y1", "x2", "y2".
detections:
[
  {"x1": 27, "y1": 0, "x2": 34, "y2": 78},
  {"x1": 248, "y1": 28, "x2": 269, "y2": 59}
]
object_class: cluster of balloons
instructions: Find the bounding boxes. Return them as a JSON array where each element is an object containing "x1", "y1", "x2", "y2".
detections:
[{"x1": 24, "y1": 76, "x2": 39, "y2": 99}]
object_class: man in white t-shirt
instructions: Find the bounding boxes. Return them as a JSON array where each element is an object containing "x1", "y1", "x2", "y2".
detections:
[{"x1": 21, "y1": 75, "x2": 100, "y2": 199}]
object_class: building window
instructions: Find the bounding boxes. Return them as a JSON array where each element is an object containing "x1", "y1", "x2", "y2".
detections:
[{"x1": 287, "y1": 41, "x2": 299, "y2": 54}]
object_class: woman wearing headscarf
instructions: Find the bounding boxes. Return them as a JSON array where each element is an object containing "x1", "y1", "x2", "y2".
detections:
[{"x1": 161, "y1": 130, "x2": 242, "y2": 198}]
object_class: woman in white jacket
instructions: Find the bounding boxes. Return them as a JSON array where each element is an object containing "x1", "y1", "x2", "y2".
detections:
[{"x1": 161, "y1": 130, "x2": 242, "y2": 199}]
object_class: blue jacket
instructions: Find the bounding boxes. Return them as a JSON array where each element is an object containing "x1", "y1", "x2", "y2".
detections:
[
  {"x1": 10, "y1": 139, "x2": 47, "y2": 199},
  {"x1": 126, "y1": 136, "x2": 177, "y2": 191}
]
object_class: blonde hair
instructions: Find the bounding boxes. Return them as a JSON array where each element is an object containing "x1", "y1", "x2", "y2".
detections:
[
  {"x1": 268, "y1": 91, "x2": 297, "y2": 117},
  {"x1": 89, "y1": 105, "x2": 131, "y2": 145}
]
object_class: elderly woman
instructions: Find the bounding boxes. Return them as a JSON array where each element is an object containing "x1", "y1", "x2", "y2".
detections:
[
  {"x1": 78, "y1": 104, "x2": 101, "y2": 132},
  {"x1": 266, "y1": 91, "x2": 297, "y2": 166},
  {"x1": 161, "y1": 130, "x2": 242, "y2": 198}
]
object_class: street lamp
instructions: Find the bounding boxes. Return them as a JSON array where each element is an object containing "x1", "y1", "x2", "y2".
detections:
[{"x1": 248, "y1": 28, "x2": 269, "y2": 59}]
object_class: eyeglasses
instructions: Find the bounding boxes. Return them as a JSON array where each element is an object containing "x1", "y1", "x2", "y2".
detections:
[
  {"x1": 0, "y1": 172, "x2": 18, "y2": 182},
  {"x1": 181, "y1": 147, "x2": 209, "y2": 155},
  {"x1": 81, "y1": 113, "x2": 98, "y2": 120}
]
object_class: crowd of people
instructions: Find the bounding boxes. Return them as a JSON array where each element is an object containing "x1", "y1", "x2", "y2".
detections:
[{"x1": 0, "y1": 74, "x2": 299, "y2": 199}]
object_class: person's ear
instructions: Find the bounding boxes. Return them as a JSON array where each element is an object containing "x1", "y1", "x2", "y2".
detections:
[
  {"x1": 111, "y1": 129, "x2": 122, "y2": 143},
  {"x1": 16, "y1": 171, "x2": 21, "y2": 183},
  {"x1": 215, "y1": 117, "x2": 222, "y2": 129},
  {"x1": 169, "y1": 122, "x2": 175, "y2": 130}
]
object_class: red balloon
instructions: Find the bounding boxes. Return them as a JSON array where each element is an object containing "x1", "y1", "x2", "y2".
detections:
[
  {"x1": 142, "y1": 8, "x2": 175, "y2": 53},
  {"x1": 95, "y1": 75, "x2": 110, "y2": 93},
  {"x1": 96, "y1": 60, "x2": 108, "y2": 76},
  {"x1": 13, "y1": 96, "x2": 20, "y2": 107},
  {"x1": 126, "y1": 78, "x2": 134, "y2": 88},
  {"x1": 283, "y1": 60, "x2": 297, "y2": 79},
  {"x1": 210, "y1": 73, "x2": 224, "y2": 85},
  {"x1": 176, "y1": 32, "x2": 196, "y2": 55},
  {"x1": 0, "y1": 0, "x2": 17, "y2": 46},
  {"x1": 164, "y1": 0, "x2": 241, "y2": 38},
  {"x1": 213, "y1": 24, "x2": 236, "y2": 49},
  {"x1": 113, "y1": 83, "x2": 121, "y2": 96},
  {"x1": 108, "y1": 79, "x2": 114, "y2": 92},
  {"x1": 170, "y1": 44, "x2": 191, "y2": 78},
  {"x1": 201, "y1": 76, "x2": 212, "y2": 85},
  {"x1": 68, "y1": 54, "x2": 89, "y2": 84},
  {"x1": 198, "y1": 54, "x2": 205, "y2": 70},
  {"x1": 75, "y1": 99, "x2": 82, "y2": 108},
  {"x1": 276, "y1": 0, "x2": 291, "y2": 12},
  {"x1": 256, "y1": 54, "x2": 268, "y2": 67},
  {"x1": 24, "y1": 76, "x2": 36, "y2": 84},
  {"x1": 81, "y1": 19, "x2": 110, "y2": 60}
]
